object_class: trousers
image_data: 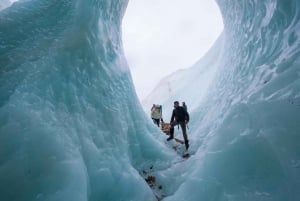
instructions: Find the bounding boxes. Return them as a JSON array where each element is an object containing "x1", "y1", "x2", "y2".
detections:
[{"x1": 170, "y1": 120, "x2": 188, "y2": 142}]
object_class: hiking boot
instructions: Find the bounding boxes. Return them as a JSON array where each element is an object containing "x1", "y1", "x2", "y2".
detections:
[{"x1": 167, "y1": 136, "x2": 174, "y2": 141}]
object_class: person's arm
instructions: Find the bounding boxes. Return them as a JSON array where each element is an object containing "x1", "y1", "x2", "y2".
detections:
[
  {"x1": 151, "y1": 109, "x2": 155, "y2": 118},
  {"x1": 185, "y1": 110, "x2": 189, "y2": 122},
  {"x1": 170, "y1": 110, "x2": 175, "y2": 123}
]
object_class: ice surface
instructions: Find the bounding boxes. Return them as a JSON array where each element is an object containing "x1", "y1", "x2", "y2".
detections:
[{"x1": 0, "y1": 0, "x2": 300, "y2": 201}]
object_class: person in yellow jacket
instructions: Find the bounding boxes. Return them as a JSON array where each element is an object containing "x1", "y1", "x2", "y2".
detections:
[{"x1": 151, "y1": 104, "x2": 162, "y2": 127}]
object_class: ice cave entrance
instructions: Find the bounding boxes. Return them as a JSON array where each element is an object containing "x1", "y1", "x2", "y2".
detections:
[{"x1": 122, "y1": 0, "x2": 224, "y2": 100}]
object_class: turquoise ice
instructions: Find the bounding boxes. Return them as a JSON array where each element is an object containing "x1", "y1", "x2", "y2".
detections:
[{"x1": 0, "y1": 0, "x2": 299, "y2": 201}]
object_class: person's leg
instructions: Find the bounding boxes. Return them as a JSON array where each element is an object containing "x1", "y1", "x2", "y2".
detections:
[
  {"x1": 180, "y1": 122, "x2": 189, "y2": 150},
  {"x1": 154, "y1": 119, "x2": 157, "y2": 126},
  {"x1": 156, "y1": 119, "x2": 160, "y2": 127},
  {"x1": 167, "y1": 121, "x2": 177, "y2": 141}
]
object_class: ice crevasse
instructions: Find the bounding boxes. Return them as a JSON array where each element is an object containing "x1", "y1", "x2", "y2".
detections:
[{"x1": 0, "y1": 0, "x2": 299, "y2": 201}]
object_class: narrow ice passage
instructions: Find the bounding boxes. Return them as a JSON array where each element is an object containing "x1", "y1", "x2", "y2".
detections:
[{"x1": 0, "y1": 0, "x2": 299, "y2": 201}]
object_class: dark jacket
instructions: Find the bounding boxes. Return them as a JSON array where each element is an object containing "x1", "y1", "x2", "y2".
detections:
[{"x1": 170, "y1": 106, "x2": 189, "y2": 123}]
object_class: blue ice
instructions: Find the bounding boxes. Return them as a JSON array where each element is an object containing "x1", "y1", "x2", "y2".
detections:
[{"x1": 0, "y1": 0, "x2": 299, "y2": 201}]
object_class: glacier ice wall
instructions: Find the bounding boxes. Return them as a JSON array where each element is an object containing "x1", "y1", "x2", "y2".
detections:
[
  {"x1": 0, "y1": 0, "x2": 300, "y2": 201},
  {"x1": 0, "y1": 1, "x2": 174, "y2": 201},
  {"x1": 146, "y1": 0, "x2": 300, "y2": 200}
]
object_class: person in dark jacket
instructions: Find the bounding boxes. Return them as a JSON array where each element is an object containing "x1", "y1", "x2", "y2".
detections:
[{"x1": 167, "y1": 101, "x2": 190, "y2": 150}]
